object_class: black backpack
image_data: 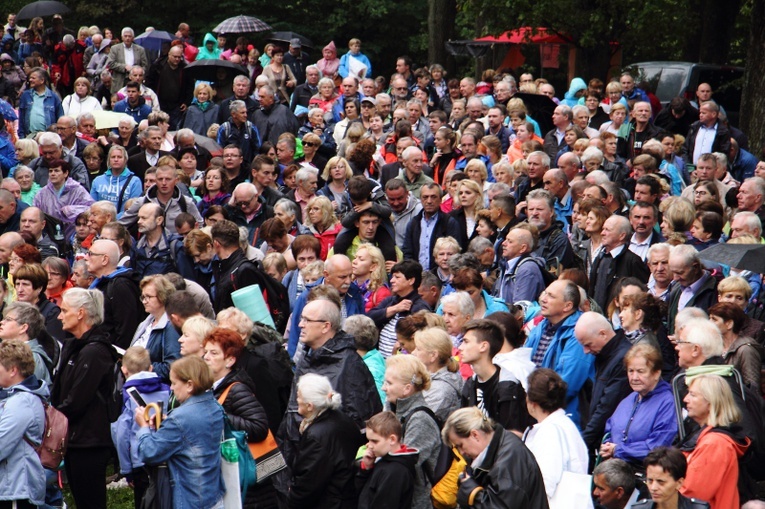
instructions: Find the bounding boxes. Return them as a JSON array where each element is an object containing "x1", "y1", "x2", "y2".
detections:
[
  {"x1": 402, "y1": 406, "x2": 455, "y2": 486},
  {"x1": 93, "y1": 342, "x2": 125, "y2": 423},
  {"x1": 231, "y1": 259, "x2": 291, "y2": 334}
]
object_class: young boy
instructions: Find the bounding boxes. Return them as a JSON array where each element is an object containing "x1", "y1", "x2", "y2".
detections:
[
  {"x1": 459, "y1": 318, "x2": 533, "y2": 433},
  {"x1": 111, "y1": 346, "x2": 171, "y2": 508},
  {"x1": 356, "y1": 411, "x2": 419, "y2": 509}
]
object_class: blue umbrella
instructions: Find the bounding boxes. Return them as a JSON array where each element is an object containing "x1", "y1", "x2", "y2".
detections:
[
  {"x1": 134, "y1": 30, "x2": 175, "y2": 52},
  {"x1": 0, "y1": 98, "x2": 17, "y2": 122}
]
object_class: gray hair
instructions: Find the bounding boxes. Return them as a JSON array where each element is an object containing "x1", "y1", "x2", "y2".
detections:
[
  {"x1": 608, "y1": 215, "x2": 633, "y2": 238},
  {"x1": 670, "y1": 244, "x2": 701, "y2": 267},
  {"x1": 581, "y1": 146, "x2": 604, "y2": 164},
  {"x1": 100, "y1": 69, "x2": 112, "y2": 79},
  {"x1": 233, "y1": 75, "x2": 250, "y2": 85},
  {"x1": 375, "y1": 92, "x2": 391, "y2": 102},
  {"x1": 343, "y1": 315, "x2": 378, "y2": 352},
  {"x1": 72, "y1": 259, "x2": 94, "y2": 280},
  {"x1": 229, "y1": 100, "x2": 246, "y2": 114},
  {"x1": 733, "y1": 211, "x2": 762, "y2": 234},
  {"x1": 295, "y1": 166, "x2": 318, "y2": 184},
  {"x1": 488, "y1": 182, "x2": 511, "y2": 196},
  {"x1": 556, "y1": 105, "x2": 573, "y2": 121},
  {"x1": 121, "y1": 27, "x2": 134, "y2": 37},
  {"x1": 175, "y1": 128, "x2": 195, "y2": 142},
  {"x1": 306, "y1": 64, "x2": 319, "y2": 74},
  {"x1": 317, "y1": 77, "x2": 334, "y2": 90},
  {"x1": 682, "y1": 318, "x2": 723, "y2": 358},
  {"x1": 675, "y1": 307, "x2": 708, "y2": 334},
  {"x1": 119, "y1": 116, "x2": 137, "y2": 128},
  {"x1": 297, "y1": 373, "x2": 342, "y2": 412},
  {"x1": 62, "y1": 288, "x2": 104, "y2": 326},
  {"x1": 527, "y1": 150, "x2": 551, "y2": 168},
  {"x1": 274, "y1": 198, "x2": 299, "y2": 219},
  {"x1": 308, "y1": 107, "x2": 324, "y2": 119},
  {"x1": 317, "y1": 296, "x2": 342, "y2": 332},
  {"x1": 713, "y1": 152, "x2": 728, "y2": 168},
  {"x1": 440, "y1": 291, "x2": 475, "y2": 318},
  {"x1": 78, "y1": 112, "x2": 95, "y2": 125},
  {"x1": 746, "y1": 177, "x2": 765, "y2": 198},
  {"x1": 586, "y1": 169, "x2": 610, "y2": 185},
  {"x1": 593, "y1": 459, "x2": 636, "y2": 493},
  {"x1": 108, "y1": 144, "x2": 128, "y2": 161},
  {"x1": 38, "y1": 132, "x2": 62, "y2": 148},
  {"x1": 468, "y1": 236, "x2": 494, "y2": 255},
  {"x1": 571, "y1": 105, "x2": 588, "y2": 117},
  {"x1": 402, "y1": 146, "x2": 422, "y2": 160},
  {"x1": 91, "y1": 200, "x2": 117, "y2": 220},
  {"x1": 4, "y1": 302, "x2": 44, "y2": 339},
  {"x1": 647, "y1": 242, "x2": 671, "y2": 261},
  {"x1": 527, "y1": 189, "x2": 555, "y2": 211},
  {"x1": 13, "y1": 166, "x2": 33, "y2": 178}
]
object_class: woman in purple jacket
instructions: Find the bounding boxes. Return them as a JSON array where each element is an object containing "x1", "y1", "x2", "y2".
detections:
[
  {"x1": 32, "y1": 158, "x2": 94, "y2": 239},
  {"x1": 600, "y1": 343, "x2": 678, "y2": 470}
]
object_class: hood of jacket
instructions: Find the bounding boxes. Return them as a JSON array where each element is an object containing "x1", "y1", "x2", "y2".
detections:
[
  {"x1": 384, "y1": 445, "x2": 420, "y2": 473},
  {"x1": 564, "y1": 77, "x2": 587, "y2": 101},
  {"x1": 0, "y1": 374, "x2": 49, "y2": 401},
  {"x1": 431, "y1": 368, "x2": 463, "y2": 394},
  {"x1": 307, "y1": 330, "x2": 358, "y2": 365},
  {"x1": 146, "y1": 183, "x2": 182, "y2": 202},
  {"x1": 123, "y1": 371, "x2": 170, "y2": 400},
  {"x1": 103, "y1": 166, "x2": 137, "y2": 180},
  {"x1": 700, "y1": 425, "x2": 750, "y2": 457},
  {"x1": 91, "y1": 265, "x2": 139, "y2": 289}
]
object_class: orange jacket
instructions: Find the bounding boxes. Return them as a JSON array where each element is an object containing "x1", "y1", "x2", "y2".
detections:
[{"x1": 681, "y1": 426, "x2": 749, "y2": 509}]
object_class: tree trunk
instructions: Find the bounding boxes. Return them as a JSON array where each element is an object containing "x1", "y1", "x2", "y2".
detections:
[
  {"x1": 428, "y1": 0, "x2": 457, "y2": 73},
  {"x1": 576, "y1": 45, "x2": 613, "y2": 83},
  {"x1": 741, "y1": 0, "x2": 765, "y2": 158}
]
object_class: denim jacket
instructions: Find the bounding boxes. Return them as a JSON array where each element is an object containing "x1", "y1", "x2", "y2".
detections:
[
  {"x1": 18, "y1": 87, "x2": 64, "y2": 138},
  {"x1": 137, "y1": 391, "x2": 225, "y2": 509}
]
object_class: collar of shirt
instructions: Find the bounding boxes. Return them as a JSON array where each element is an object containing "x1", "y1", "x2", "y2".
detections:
[
  {"x1": 606, "y1": 244, "x2": 625, "y2": 257},
  {"x1": 630, "y1": 233, "x2": 651, "y2": 247}
]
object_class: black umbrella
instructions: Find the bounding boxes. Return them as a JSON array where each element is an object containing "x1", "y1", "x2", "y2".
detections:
[
  {"x1": 213, "y1": 15, "x2": 272, "y2": 35},
  {"x1": 16, "y1": 0, "x2": 70, "y2": 20},
  {"x1": 268, "y1": 31, "x2": 314, "y2": 50},
  {"x1": 513, "y1": 92, "x2": 557, "y2": 135},
  {"x1": 699, "y1": 243, "x2": 765, "y2": 273},
  {"x1": 185, "y1": 59, "x2": 248, "y2": 83}
]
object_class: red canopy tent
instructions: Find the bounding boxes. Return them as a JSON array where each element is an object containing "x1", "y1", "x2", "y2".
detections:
[{"x1": 474, "y1": 27, "x2": 572, "y2": 45}]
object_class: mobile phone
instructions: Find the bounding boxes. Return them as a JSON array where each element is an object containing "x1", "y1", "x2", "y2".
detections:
[{"x1": 127, "y1": 387, "x2": 147, "y2": 408}]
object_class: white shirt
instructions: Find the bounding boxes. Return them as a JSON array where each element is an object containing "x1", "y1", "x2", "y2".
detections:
[
  {"x1": 629, "y1": 233, "x2": 651, "y2": 261},
  {"x1": 493, "y1": 347, "x2": 535, "y2": 391},
  {"x1": 692, "y1": 122, "x2": 717, "y2": 164},
  {"x1": 124, "y1": 44, "x2": 135, "y2": 67},
  {"x1": 523, "y1": 408, "x2": 589, "y2": 500}
]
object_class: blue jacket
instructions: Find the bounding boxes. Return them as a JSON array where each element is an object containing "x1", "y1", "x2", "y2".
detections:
[
  {"x1": 90, "y1": 168, "x2": 143, "y2": 213},
  {"x1": 111, "y1": 372, "x2": 171, "y2": 475},
  {"x1": 0, "y1": 375, "x2": 48, "y2": 505},
  {"x1": 560, "y1": 78, "x2": 587, "y2": 108},
  {"x1": 131, "y1": 313, "x2": 181, "y2": 382},
  {"x1": 524, "y1": 311, "x2": 593, "y2": 426},
  {"x1": 137, "y1": 391, "x2": 225, "y2": 509},
  {"x1": 18, "y1": 86, "x2": 64, "y2": 138},
  {"x1": 0, "y1": 133, "x2": 17, "y2": 174},
  {"x1": 493, "y1": 255, "x2": 547, "y2": 305},
  {"x1": 113, "y1": 98, "x2": 152, "y2": 124},
  {"x1": 604, "y1": 379, "x2": 678, "y2": 465},
  {"x1": 436, "y1": 289, "x2": 509, "y2": 316},
  {"x1": 287, "y1": 278, "x2": 365, "y2": 359},
  {"x1": 338, "y1": 51, "x2": 372, "y2": 79},
  {"x1": 282, "y1": 268, "x2": 302, "y2": 312}
]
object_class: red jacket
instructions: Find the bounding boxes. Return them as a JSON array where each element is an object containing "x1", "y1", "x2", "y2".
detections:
[{"x1": 681, "y1": 426, "x2": 749, "y2": 509}]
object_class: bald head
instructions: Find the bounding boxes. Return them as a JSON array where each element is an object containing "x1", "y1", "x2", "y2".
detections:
[
  {"x1": 574, "y1": 311, "x2": 616, "y2": 354},
  {"x1": 20, "y1": 207, "x2": 46, "y2": 238},
  {"x1": 323, "y1": 254, "x2": 353, "y2": 295},
  {"x1": 0, "y1": 232, "x2": 23, "y2": 264},
  {"x1": 94, "y1": 239, "x2": 120, "y2": 266}
]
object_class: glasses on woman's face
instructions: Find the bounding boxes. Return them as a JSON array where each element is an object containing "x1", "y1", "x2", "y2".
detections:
[{"x1": 303, "y1": 142, "x2": 318, "y2": 148}]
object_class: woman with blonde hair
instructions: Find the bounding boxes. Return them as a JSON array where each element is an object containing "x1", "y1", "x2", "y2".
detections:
[
  {"x1": 62, "y1": 76, "x2": 102, "y2": 117},
  {"x1": 465, "y1": 158, "x2": 491, "y2": 204},
  {"x1": 443, "y1": 407, "x2": 549, "y2": 508},
  {"x1": 183, "y1": 82, "x2": 219, "y2": 136},
  {"x1": 317, "y1": 156, "x2": 353, "y2": 218},
  {"x1": 352, "y1": 244, "x2": 390, "y2": 312},
  {"x1": 413, "y1": 327, "x2": 463, "y2": 422},
  {"x1": 12, "y1": 139, "x2": 39, "y2": 176},
  {"x1": 178, "y1": 315, "x2": 216, "y2": 357},
  {"x1": 491, "y1": 160, "x2": 515, "y2": 190},
  {"x1": 304, "y1": 195, "x2": 342, "y2": 260},
  {"x1": 660, "y1": 198, "x2": 695, "y2": 245},
  {"x1": 383, "y1": 355, "x2": 442, "y2": 509},
  {"x1": 451, "y1": 179, "x2": 484, "y2": 242},
  {"x1": 681, "y1": 374, "x2": 748, "y2": 509}
]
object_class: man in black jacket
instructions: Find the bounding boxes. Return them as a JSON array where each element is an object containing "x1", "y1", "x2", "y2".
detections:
[
  {"x1": 575, "y1": 312, "x2": 633, "y2": 461},
  {"x1": 87, "y1": 239, "x2": 143, "y2": 349},
  {"x1": 290, "y1": 65, "x2": 319, "y2": 112},
  {"x1": 402, "y1": 183, "x2": 462, "y2": 271},
  {"x1": 683, "y1": 101, "x2": 731, "y2": 165},
  {"x1": 209, "y1": 219, "x2": 266, "y2": 313},
  {"x1": 589, "y1": 215, "x2": 650, "y2": 311},
  {"x1": 216, "y1": 75, "x2": 259, "y2": 125},
  {"x1": 280, "y1": 295, "x2": 382, "y2": 467}
]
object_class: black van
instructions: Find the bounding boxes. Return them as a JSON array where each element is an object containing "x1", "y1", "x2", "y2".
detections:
[{"x1": 624, "y1": 61, "x2": 744, "y2": 124}]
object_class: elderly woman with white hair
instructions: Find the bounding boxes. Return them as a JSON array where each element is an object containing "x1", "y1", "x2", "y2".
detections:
[
  {"x1": 51, "y1": 288, "x2": 117, "y2": 509},
  {"x1": 287, "y1": 373, "x2": 364, "y2": 509}
]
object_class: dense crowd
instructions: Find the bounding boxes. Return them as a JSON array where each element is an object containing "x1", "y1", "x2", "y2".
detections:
[{"x1": 0, "y1": 11, "x2": 764, "y2": 509}]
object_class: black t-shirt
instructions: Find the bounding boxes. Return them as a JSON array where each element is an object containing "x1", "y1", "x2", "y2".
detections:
[{"x1": 475, "y1": 368, "x2": 500, "y2": 420}]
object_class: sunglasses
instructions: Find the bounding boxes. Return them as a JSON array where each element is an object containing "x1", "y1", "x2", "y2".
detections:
[{"x1": 303, "y1": 142, "x2": 318, "y2": 147}]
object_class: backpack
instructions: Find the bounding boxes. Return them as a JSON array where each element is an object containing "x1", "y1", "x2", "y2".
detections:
[
  {"x1": 231, "y1": 259, "x2": 291, "y2": 334},
  {"x1": 509, "y1": 255, "x2": 557, "y2": 288},
  {"x1": 402, "y1": 406, "x2": 467, "y2": 509},
  {"x1": 24, "y1": 398, "x2": 69, "y2": 470},
  {"x1": 93, "y1": 342, "x2": 125, "y2": 423}
]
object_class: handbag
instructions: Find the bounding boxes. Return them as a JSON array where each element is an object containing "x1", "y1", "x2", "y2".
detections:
[
  {"x1": 218, "y1": 385, "x2": 258, "y2": 498},
  {"x1": 221, "y1": 436, "x2": 244, "y2": 509},
  {"x1": 218, "y1": 382, "x2": 287, "y2": 484},
  {"x1": 140, "y1": 403, "x2": 174, "y2": 509}
]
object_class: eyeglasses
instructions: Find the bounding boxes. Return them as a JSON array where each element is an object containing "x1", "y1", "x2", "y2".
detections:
[
  {"x1": 674, "y1": 340, "x2": 694, "y2": 346},
  {"x1": 46, "y1": 271, "x2": 62, "y2": 277},
  {"x1": 234, "y1": 196, "x2": 256, "y2": 208},
  {"x1": 1, "y1": 316, "x2": 18, "y2": 323},
  {"x1": 140, "y1": 294, "x2": 157, "y2": 302},
  {"x1": 300, "y1": 315, "x2": 328, "y2": 324},
  {"x1": 87, "y1": 250, "x2": 106, "y2": 257},
  {"x1": 302, "y1": 142, "x2": 318, "y2": 148}
]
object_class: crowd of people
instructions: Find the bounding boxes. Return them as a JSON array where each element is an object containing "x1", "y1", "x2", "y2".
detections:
[{"x1": 0, "y1": 11, "x2": 765, "y2": 509}]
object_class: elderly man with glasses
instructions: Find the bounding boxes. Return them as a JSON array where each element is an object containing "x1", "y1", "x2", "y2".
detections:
[{"x1": 224, "y1": 182, "x2": 274, "y2": 245}]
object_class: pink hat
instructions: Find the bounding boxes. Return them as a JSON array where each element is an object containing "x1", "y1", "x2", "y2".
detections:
[{"x1": 323, "y1": 41, "x2": 336, "y2": 53}]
